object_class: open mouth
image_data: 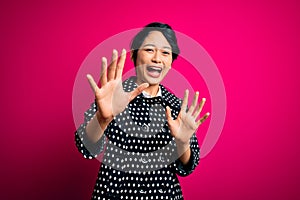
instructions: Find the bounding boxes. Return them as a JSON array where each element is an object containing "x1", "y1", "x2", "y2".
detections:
[
  {"x1": 147, "y1": 66, "x2": 162, "y2": 73},
  {"x1": 146, "y1": 66, "x2": 162, "y2": 78}
]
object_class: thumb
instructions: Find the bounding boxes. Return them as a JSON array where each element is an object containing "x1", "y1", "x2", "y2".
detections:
[
  {"x1": 129, "y1": 83, "x2": 149, "y2": 102},
  {"x1": 165, "y1": 106, "x2": 173, "y2": 122}
]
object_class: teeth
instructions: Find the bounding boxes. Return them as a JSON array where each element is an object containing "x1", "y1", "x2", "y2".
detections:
[
  {"x1": 147, "y1": 66, "x2": 162, "y2": 72},
  {"x1": 151, "y1": 67, "x2": 161, "y2": 70}
]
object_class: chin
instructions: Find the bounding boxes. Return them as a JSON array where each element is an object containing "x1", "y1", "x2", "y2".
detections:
[
  {"x1": 146, "y1": 77, "x2": 163, "y2": 85},
  {"x1": 148, "y1": 82, "x2": 160, "y2": 86}
]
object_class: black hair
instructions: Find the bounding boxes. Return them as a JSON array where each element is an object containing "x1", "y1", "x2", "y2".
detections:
[{"x1": 130, "y1": 22, "x2": 180, "y2": 66}]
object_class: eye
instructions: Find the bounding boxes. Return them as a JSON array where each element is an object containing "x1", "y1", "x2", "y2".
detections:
[
  {"x1": 145, "y1": 48, "x2": 154, "y2": 52},
  {"x1": 162, "y1": 51, "x2": 171, "y2": 55}
]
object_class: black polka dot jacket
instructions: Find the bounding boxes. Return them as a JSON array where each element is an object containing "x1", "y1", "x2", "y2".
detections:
[{"x1": 75, "y1": 77, "x2": 200, "y2": 200}]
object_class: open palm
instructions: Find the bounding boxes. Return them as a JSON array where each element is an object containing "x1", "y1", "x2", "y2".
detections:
[
  {"x1": 166, "y1": 90, "x2": 210, "y2": 146},
  {"x1": 87, "y1": 49, "x2": 149, "y2": 129}
]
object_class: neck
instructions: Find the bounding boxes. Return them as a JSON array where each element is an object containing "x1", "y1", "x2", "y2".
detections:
[
  {"x1": 135, "y1": 79, "x2": 159, "y2": 97},
  {"x1": 143, "y1": 84, "x2": 159, "y2": 97}
]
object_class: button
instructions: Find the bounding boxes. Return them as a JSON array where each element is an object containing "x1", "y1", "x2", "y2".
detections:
[
  {"x1": 158, "y1": 189, "x2": 165, "y2": 193},
  {"x1": 140, "y1": 154, "x2": 150, "y2": 163},
  {"x1": 139, "y1": 189, "x2": 146, "y2": 194},
  {"x1": 159, "y1": 155, "x2": 166, "y2": 162},
  {"x1": 142, "y1": 123, "x2": 149, "y2": 132}
]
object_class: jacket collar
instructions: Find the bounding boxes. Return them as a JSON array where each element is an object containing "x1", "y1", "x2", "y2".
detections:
[{"x1": 123, "y1": 76, "x2": 182, "y2": 110}]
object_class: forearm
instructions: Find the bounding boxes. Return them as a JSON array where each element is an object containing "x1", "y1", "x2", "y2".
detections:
[
  {"x1": 174, "y1": 134, "x2": 200, "y2": 176},
  {"x1": 86, "y1": 111, "x2": 111, "y2": 143},
  {"x1": 177, "y1": 143, "x2": 191, "y2": 165}
]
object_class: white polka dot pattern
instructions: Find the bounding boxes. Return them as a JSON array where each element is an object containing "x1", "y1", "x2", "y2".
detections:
[{"x1": 75, "y1": 77, "x2": 200, "y2": 199}]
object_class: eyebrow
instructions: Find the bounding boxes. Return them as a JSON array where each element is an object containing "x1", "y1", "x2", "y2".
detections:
[{"x1": 142, "y1": 44, "x2": 172, "y2": 50}]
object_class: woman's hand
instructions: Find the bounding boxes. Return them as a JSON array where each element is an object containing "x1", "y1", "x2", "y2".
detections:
[
  {"x1": 87, "y1": 49, "x2": 149, "y2": 130},
  {"x1": 166, "y1": 90, "x2": 210, "y2": 151}
]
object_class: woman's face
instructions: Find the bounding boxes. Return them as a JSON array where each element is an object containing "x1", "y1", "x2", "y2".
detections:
[{"x1": 134, "y1": 31, "x2": 173, "y2": 86}]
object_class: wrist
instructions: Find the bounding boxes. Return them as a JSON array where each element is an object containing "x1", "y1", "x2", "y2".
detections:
[
  {"x1": 175, "y1": 138, "x2": 189, "y2": 148},
  {"x1": 95, "y1": 111, "x2": 112, "y2": 130},
  {"x1": 175, "y1": 140, "x2": 190, "y2": 153}
]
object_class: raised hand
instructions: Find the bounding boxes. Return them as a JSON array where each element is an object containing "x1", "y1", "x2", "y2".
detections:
[
  {"x1": 166, "y1": 90, "x2": 210, "y2": 149},
  {"x1": 87, "y1": 49, "x2": 149, "y2": 130}
]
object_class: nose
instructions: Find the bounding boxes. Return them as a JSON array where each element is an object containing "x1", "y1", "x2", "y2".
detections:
[{"x1": 151, "y1": 50, "x2": 162, "y2": 63}]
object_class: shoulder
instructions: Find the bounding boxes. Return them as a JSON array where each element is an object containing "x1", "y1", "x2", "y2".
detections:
[
  {"x1": 160, "y1": 84, "x2": 182, "y2": 110},
  {"x1": 122, "y1": 76, "x2": 137, "y2": 92}
]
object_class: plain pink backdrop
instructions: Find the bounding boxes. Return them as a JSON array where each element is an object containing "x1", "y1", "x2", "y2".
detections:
[{"x1": 1, "y1": 0, "x2": 300, "y2": 199}]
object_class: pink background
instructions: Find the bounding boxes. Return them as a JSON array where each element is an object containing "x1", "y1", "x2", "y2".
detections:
[{"x1": 1, "y1": 0, "x2": 300, "y2": 199}]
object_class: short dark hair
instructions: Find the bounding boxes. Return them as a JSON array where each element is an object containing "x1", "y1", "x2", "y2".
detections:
[{"x1": 130, "y1": 22, "x2": 180, "y2": 66}]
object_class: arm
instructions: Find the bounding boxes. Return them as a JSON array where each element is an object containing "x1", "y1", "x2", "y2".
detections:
[
  {"x1": 177, "y1": 143, "x2": 191, "y2": 165},
  {"x1": 75, "y1": 49, "x2": 148, "y2": 158},
  {"x1": 85, "y1": 110, "x2": 108, "y2": 143},
  {"x1": 174, "y1": 133, "x2": 200, "y2": 176},
  {"x1": 166, "y1": 90, "x2": 209, "y2": 174},
  {"x1": 75, "y1": 102, "x2": 107, "y2": 159},
  {"x1": 85, "y1": 49, "x2": 149, "y2": 143}
]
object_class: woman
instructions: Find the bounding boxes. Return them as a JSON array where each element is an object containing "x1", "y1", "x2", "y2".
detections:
[{"x1": 75, "y1": 22, "x2": 210, "y2": 199}]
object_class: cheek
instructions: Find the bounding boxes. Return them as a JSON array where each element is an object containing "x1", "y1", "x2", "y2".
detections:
[
  {"x1": 135, "y1": 65, "x2": 145, "y2": 75},
  {"x1": 136, "y1": 52, "x2": 149, "y2": 64},
  {"x1": 163, "y1": 57, "x2": 172, "y2": 66},
  {"x1": 161, "y1": 67, "x2": 171, "y2": 76},
  {"x1": 136, "y1": 58, "x2": 143, "y2": 66}
]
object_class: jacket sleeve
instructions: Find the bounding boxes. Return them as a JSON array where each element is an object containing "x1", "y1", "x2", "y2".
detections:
[
  {"x1": 174, "y1": 133, "x2": 200, "y2": 177},
  {"x1": 74, "y1": 102, "x2": 107, "y2": 159},
  {"x1": 168, "y1": 97, "x2": 200, "y2": 176}
]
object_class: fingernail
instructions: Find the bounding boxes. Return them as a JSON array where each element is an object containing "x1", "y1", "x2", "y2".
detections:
[
  {"x1": 112, "y1": 49, "x2": 117, "y2": 59},
  {"x1": 202, "y1": 98, "x2": 206, "y2": 101}
]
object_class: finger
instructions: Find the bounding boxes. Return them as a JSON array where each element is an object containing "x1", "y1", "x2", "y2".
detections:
[
  {"x1": 196, "y1": 112, "x2": 210, "y2": 126},
  {"x1": 165, "y1": 106, "x2": 173, "y2": 122},
  {"x1": 166, "y1": 106, "x2": 176, "y2": 137},
  {"x1": 100, "y1": 57, "x2": 107, "y2": 87},
  {"x1": 86, "y1": 74, "x2": 99, "y2": 93},
  {"x1": 107, "y1": 49, "x2": 118, "y2": 81},
  {"x1": 193, "y1": 97, "x2": 206, "y2": 118},
  {"x1": 180, "y1": 90, "x2": 189, "y2": 113},
  {"x1": 128, "y1": 83, "x2": 149, "y2": 102},
  {"x1": 187, "y1": 91, "x2": 199, "y2": 115},
  {"x1": 115, "y1": 49, "x2": 126, "y2": 79}
]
